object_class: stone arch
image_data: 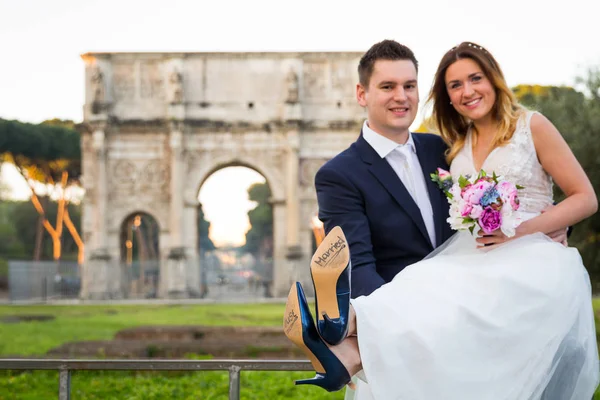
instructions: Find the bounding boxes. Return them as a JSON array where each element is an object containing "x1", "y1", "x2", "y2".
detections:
[
  {"x1": 110, "y1": 207, "x2": 167, "y2": 238},
  {"x1": 184, "y1": 155, "x2": 286, "y2": 207},
  {"x1": 118, "y1": 211, "x2": 161, "y2": 262}
]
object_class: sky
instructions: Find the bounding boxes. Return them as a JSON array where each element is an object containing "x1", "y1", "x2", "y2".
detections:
[
  {"x1": 1, "y1": 0, "x2": 599, "y2": 245},
  {"x1": 199, "y1": 167, "x2": 264, "y2": 247}
]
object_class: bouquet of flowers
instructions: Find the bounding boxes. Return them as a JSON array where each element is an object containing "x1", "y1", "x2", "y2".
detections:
[{"x1": 431, "y1": 168, "x2": 524, "y2": 237}]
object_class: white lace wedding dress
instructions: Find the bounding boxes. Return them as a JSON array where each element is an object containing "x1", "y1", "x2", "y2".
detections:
[{"x1": 347, "y1": 112, "x2": 599, "y2": 400}]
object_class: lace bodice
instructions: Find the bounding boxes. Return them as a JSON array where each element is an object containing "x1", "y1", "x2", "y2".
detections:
[{"x1": 450, "y1": 111, "x2": 554, "y2": 214}]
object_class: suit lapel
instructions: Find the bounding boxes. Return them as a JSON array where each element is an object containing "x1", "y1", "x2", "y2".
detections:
[
  {"x1": 355, "y1": 135, "x2": 432, "y2": 247},
  {"x1": 413, "y1": 134, "x2": 445, "y2": 247}
]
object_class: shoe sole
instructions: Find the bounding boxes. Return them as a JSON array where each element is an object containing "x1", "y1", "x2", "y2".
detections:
[
  {"x1": 283, "y1": 284, "x2": 325, "y2": 373},
  {"x1": 310, "y1": 226, "x2": 349, "y2": 322}
]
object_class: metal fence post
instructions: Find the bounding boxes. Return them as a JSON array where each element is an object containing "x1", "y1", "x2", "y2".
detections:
[
  {"x1": 59, "y1": 369, "x2": 71, "y2": 400},
  {"x1": 228, "y1": 365, "x2": 241, "y2": 400}
]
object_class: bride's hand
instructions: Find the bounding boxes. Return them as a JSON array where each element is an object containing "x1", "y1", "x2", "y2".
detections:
[{"x1": 475, "y1": 229, "x2": 512, "y2": 249}]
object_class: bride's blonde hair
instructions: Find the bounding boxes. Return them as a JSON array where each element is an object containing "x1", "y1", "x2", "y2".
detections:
[{"x1": 426, "y1": 42, "x2": 525, "y2": 163}]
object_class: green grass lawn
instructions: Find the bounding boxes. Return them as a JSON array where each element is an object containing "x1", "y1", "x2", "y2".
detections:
[
  {"x1": 0, "y1": 303, "x2": 285, "y2": 356},
  {"x1": 0, "y1": 300, "x2": 599, "y2": 399},
  {"x1": 0, "y1": 302, "x2": 344, "y2": 399}
]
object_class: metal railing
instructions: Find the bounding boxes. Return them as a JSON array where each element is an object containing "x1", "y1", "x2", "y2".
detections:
[{"x1": 0, "y1": 359, "x2": 312, "y2": 400}]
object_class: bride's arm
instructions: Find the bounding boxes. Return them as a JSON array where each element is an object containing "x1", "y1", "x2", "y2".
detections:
[{"x1": 516, "y1": 113, "x2": 597, "y2": 236}]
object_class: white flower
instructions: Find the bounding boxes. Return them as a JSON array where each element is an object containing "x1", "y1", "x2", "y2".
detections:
[
  {"x1": 449, "y1": 183, "x2": 461, "y2": 199},
  {"x1": 447, "y1": 202, "x2": 475, "y2": 231},
  {"x1": 500, "y1": 209, "x2": 522, "y2": 237}
]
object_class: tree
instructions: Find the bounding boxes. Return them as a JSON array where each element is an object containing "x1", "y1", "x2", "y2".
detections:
[
  {"x1": 0, "y1": 206, "x2": 26, "y2": 259},
  {"x1": 10, "y1": 200, "x2": 81, "y2": 261},
  {"x1": 244, "y1": 183, "x2": 273, "y2": 256},
  {"x1": 514, "y1": 72, "x2": 600, "y2": 287},
  {"x1": 0, "y1": 118, "x2": 83, "y2": 263},
  {"x1": 197, "y1": 204, "x2": 215, "y2": 252}
]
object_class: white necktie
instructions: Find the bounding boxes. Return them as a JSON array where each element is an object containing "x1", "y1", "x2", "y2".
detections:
[{"x1": 394, "y1": 145, "x2": 417, "y2": 200}]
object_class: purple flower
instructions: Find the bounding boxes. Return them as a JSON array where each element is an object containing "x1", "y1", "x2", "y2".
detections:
[{"x1": 479, "y1": 207, "x2": 502, "y2": 234}]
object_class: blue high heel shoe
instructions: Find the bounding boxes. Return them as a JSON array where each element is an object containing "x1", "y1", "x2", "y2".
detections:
[
  {"x1": 283, "y1": 282, "x2": 351, "y2": 392},
  {"x1": 310, "y1": 226, "x2": 351, "y2": 345}
]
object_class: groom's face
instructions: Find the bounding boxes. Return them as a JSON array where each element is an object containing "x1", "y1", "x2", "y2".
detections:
[{"x1": 356, "y1": 59, "x2": 419, "y2": 142}]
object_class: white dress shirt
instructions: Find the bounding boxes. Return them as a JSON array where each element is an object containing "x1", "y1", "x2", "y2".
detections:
[{"x1": 362, "y1": 120, "x2": 437, "y2": 247}]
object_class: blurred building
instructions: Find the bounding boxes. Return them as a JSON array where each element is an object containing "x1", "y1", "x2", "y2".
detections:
[{"x1": 79, "y1": 51, "x2": 365, "y2": 299}]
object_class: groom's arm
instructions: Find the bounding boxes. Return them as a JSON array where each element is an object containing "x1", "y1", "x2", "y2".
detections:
[{"x1": 315, "y1": 165, "x2": 386, "y2": 298}]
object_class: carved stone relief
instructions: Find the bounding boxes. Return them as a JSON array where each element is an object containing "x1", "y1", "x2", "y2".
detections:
[
  {"x1": 140, "y1": 61, "x2": 164, "y2": 100},
  {"x1": 109, "y1": 159, "x2": 170, "y2": 203},
  {"x1": 112, "y1": 62, "x2": 136, "y2": 101},
  {"x1": 302, "y1": 61, "x2": 329, "y2": 99},
  {"x1": 331, "y1": 61, "x2": 354, "y2": 97},
  {"x1": 299, "y1": 158, "x2": 328, "y2": 187}
]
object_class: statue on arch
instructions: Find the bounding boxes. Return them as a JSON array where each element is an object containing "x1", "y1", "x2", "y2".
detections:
[
  {"x1": 168, "y1": 69, "x2": 184, "y2": 105},
  {"x1": 90, "y1": 66, "x2": 105, "y2": 114},
  {"x1": 285, "y1": 68, "x2": 299, "y2": 104}
]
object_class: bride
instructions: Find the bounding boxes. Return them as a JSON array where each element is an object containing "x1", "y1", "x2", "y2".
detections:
[{"x1": 283, "y1": 42, "x2": 599, "y2": 400}]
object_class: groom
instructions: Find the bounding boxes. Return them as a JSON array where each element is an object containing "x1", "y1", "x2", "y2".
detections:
[{"x1": 315, "y1": 39, "x2": 454, "y2": 298}]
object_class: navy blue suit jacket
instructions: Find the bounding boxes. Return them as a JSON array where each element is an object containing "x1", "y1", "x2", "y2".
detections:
[{"x1": 315, "y1": 132, "x2": 455, "y2": 298}]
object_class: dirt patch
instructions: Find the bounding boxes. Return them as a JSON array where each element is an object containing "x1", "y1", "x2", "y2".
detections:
[
  {"x1": 2, "y1": 315, "x2": 55, "y2": 324},
  {"x1": 47, "y1": 325, "x2": 303, "y2": 359}
]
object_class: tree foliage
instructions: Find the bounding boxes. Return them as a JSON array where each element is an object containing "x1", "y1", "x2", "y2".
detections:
[
  {"x1": 244, "y1": 183, "x2": 273, "y2": 255},
  {"x1": 514, "y1": 71, "x2": 600, "y2": 287},
  {"x1": 0, "y1": 199, "x2": 81, "y2": 261},
  {"x1": 0, "y1": 119, "x2": 81, "y2": 181},
  {"x1": 0, "y1": 118, "x2": 83, "y2": 262},
  {"x1": 197, "y1": 205, "x2": 216, "y2": 252}
]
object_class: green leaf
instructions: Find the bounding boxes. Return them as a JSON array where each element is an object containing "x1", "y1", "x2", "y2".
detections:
[{"x1": 458, "y1": 175, "x2": 469, "y2": 188}]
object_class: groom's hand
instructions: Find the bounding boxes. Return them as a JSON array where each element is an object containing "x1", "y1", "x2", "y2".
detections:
[
  {"x1": 541, "y1": 205, "x2": 569, "y2": 247},
  {"x1": 546, "y1": 228, "x2": 568, "y2": 246}
]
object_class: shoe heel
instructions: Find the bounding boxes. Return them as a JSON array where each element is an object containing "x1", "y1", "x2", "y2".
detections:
[
  {"x1": 283, "y1": 283, "x2": 325, "y2": 374},
  {"x1": 311, "y1": 226, "x2": 351, "y2": 344},
  {"x1": 283, "y1": 282, "x2": 351, "y2": 392}
]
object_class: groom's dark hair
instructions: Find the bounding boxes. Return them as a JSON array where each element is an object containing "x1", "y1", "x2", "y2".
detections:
[{"x1": 358, "y1": 40, "x2": 418, "y2": 87}]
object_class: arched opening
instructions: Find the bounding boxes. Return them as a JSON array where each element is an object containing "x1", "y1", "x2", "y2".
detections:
[
  {"x1": 197, "y1": 165, "x2": 274, "y2": 299},
  {"x1": 119, "y1": 212, "x2": 160, "y2": 298}
]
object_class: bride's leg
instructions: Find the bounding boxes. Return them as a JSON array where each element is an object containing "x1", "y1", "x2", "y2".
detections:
[{"x1": 330, "y1": 336, "x2": 363, "y2": 377}]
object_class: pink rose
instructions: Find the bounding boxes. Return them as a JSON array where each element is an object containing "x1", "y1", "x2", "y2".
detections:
[
  {"x1": 460, "y1": 203, "x2": 472, "y2": 217},
  {"x1": 469, "y1": 205, "x2": 484, "y2": 219},
  {"x1": 461, "y1": 180, "x2": 494, "y2": 205},
  {"x1": 479, "y1": 207, "x2": 502, "y2": 234},
  {"x1": 497, "y1": 181, "x2": 520, "y2": 210},
  {"x1": 437, "y1": 168, "x2": 452, "y2": 180}
]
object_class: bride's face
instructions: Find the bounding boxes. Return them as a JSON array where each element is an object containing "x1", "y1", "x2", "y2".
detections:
[{"x1": 444, "y1": 58, "x2": 496, "y2": 123}]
